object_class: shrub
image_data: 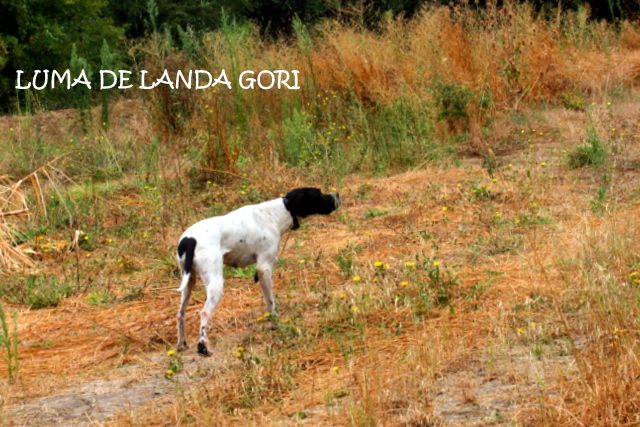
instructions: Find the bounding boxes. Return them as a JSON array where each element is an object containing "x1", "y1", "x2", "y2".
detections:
[
  {"x1": 568, "y1": 123, "x2": 607, "y2": 168},
  {"x1": 433, "y1": 80, "x2": 473, "y2": 128}
]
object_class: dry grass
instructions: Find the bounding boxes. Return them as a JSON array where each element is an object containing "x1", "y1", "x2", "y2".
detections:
[{"x1": 0, "y1": 158, "x2": 71, "y2": 271}]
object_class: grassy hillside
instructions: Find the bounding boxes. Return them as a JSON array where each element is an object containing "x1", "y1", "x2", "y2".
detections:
[{"x1": 1, "y1": 4, "x2": 640, "y2": 425}]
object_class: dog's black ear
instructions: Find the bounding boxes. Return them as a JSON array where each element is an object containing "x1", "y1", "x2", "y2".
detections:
[{"x1": 283, "y1": 187, "x2": 340, "y2": 222}]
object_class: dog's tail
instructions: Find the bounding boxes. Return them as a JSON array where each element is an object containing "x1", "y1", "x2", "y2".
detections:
[{"x1": 176, "y1": 236, "x2": 197, "y2": 292}]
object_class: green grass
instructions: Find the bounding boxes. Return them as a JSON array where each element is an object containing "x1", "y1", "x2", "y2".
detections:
[
  {"x1": 363, "y1": 208, "x2": 388, "y2": 218},
  {"x1": 1, "y1": 276, "x2": 75, "y2": 309},
  {"x1": 0, "y1": 301, "x2": 19, "y2": 383},
  {"x1": 567, "y1": 123, "x2": 608, "y2": 168},
  {"x1": 225, "y1": 265, "x2": 257, "y2": 280},
  {"x1": 85, "y1": 290, "x2": 115, "y2": 306}
]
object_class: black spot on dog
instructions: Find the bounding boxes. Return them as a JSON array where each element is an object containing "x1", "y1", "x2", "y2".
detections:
[
  {"x1": 197, "y1": 342, "x2": 211, "y2": 357},
  {"x1": 177, "y1": 237, "x2": 197, "y2": 274}
]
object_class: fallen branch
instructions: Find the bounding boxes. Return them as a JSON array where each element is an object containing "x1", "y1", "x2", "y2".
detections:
[{"x1": 0, "y1": 208, "x2": 29, "y2": 218}]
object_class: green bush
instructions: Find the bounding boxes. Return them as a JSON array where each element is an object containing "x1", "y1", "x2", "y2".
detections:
[
  {"x1": 568, "y1": 124, "x2": 607, "y2": 168},
  {"x1": 433, "y1": 80, "x2": 473, "y2": 124},
  {"x1": 280, "y1": 107, "x2": 319, "y2": 167}
]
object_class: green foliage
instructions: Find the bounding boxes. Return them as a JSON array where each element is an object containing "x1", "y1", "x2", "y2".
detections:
[
  {"x1": 335, "y1": 253, "x2": 354, "y2": 277},
  {"x1": 85, "y1": 290, "x2": 115, "y2": 306},
  {"x1": 567, "y1": 123, "x2": 608, "y2": 168},
  {"x1": 356, "y1": 184, "x2": 372, "y2": 200},
  {"x1": 3, "y1": 130, "x2": 63, "y2": 177},
  {"x1": 346, "y1": 98, "x2": 442, "y2": 173},
  {"x1": 363, "y1": 208, "x2": 388, "y2": 218},
  {"x1": 147, "y1": 0, "x2": 159, "y2": 33},
  {"x1": 0, "y1": 301, "x2": 19, "y2": 383},
  {"x1": 422, "y1": 260, "x2": 459, "y2": 307},
  {"x1": 433, "y1": 80, "x2": 473, "y2": 124},
  {"x1": 280, "y1": 107, "x2": 319, "y2": 167},
  {"x1": 591, "y1": 173, "x2": 611, "y2": 215},
  {"x1": 561, "y1": 89, "x2": 587, "y2": 111},
  {"x1": 1, "y1": 276, "x2": 75, "y2": 309},
  {"x1": 69, "y1": 44, "x2": 93, "y2": 128},
  {"x1": 591, "y1": 185, "x2": 608, "y2": 214},
  {"x1": 225, "y1": 265, "x2": 257, "y2": 280},
  {"x1": 470, "y1": 183, "x2": 494, "y2": 200},
  {"x1": 99, "y1": 39, "x2": 117, "y2": 128},
  {"x1": 165, "y1": 348, "x2": 183, "y2": 379},
  {"x1": 176, "y1": 25, "x2": 200, "y2": 61},
  {"x1": 0, "y1": 0, "x2": 124, "y2": 111}
]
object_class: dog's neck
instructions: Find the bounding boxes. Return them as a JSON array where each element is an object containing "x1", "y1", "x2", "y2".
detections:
[
  {"x1": 288, "y1": 212, "x2": 300, "y2": 230},
  {"x1": 281, "y1": 197, "x2": 299, "y2": 231}
]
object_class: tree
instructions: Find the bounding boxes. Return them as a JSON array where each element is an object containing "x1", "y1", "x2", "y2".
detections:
[{"x1": 0, "y1": 0, "x2": 124, "y2": 111}]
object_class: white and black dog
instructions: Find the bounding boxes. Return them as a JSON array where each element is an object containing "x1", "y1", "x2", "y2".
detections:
[{"x1": 175, "y1": 187, "x2": 341, "y2": 356}]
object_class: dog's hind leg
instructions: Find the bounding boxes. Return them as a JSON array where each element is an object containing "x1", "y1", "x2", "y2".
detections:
[
  {"x1": 176, "y1": 272, "x2": 196, "y2": 351},
  {"x1": 197, "y1": 255, "x2": 224, "y2": 357}
]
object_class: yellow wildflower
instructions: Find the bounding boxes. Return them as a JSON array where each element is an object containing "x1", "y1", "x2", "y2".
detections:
[{"x1": 234, "y1": 346, "x2": 245, "y2": 359}]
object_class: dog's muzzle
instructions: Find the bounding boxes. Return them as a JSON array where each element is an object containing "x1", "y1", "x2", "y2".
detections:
[{"x1": 330, "y1": 192, "x2": 341, "y2": 209}]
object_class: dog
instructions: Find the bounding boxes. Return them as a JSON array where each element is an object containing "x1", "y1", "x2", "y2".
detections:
[{"x1": 175, "y1": 187, "x2": 341, "y2": 356}]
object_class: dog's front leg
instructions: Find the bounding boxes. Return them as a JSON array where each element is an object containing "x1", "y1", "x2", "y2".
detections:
[{"x1": 257, "y1": 259, "x2": 277, "y2": 317}]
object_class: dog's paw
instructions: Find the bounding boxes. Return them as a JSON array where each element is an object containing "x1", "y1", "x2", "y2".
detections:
[
  {"x1": 177, "y1": 341, "x2": 189, "y2": 352},
  {"x1": 197, "y1": 342, "x2": 211, "y2": 357}
]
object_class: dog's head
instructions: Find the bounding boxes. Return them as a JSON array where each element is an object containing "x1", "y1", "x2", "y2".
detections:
[{"x1": 283, "y1": 187, "x2": 341, "y2": 229}]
